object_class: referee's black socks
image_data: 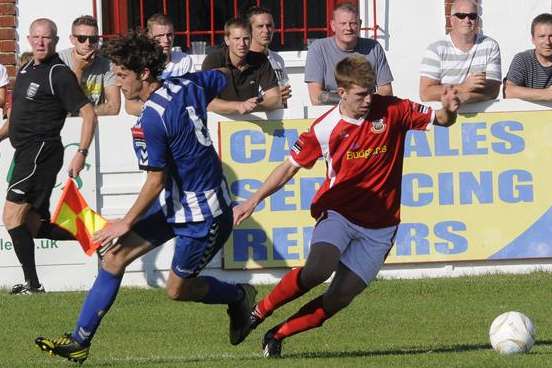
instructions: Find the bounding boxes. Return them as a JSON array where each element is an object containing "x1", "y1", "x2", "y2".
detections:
[
  {"x1": 37, "y1": 220, "x2": 75, "y2": 241},
  {"x1": 8, "y1": 224, "x2": 41, "y2": 289}
]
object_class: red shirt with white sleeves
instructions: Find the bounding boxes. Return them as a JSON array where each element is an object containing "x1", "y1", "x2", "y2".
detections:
[{"x1": 290, "y1": 94, "x2": 435, "y2": 228}]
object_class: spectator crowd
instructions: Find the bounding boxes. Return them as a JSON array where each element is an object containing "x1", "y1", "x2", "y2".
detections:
[
  {"x1": 2, "y1": 0, "x2": 551, "y2": 119},
  {"x1": 0, "y1": 3, "x2": 549, "y2": 293},
  {"x1": 0, "y1": 0, "x2": 550, "y2": 361}
]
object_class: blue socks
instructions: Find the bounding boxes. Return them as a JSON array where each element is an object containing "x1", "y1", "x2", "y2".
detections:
[
  {"x1": 71, "y1": 272, "x2": 241, "y2": 346},
  {"x1": 72, "y1": 268, "x2": 122, "y2": 346},
  {"x1": 199, "y1": 276, "x2": 243, "y2": 304}
]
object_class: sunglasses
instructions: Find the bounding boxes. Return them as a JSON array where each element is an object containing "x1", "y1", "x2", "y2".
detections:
[
  {"x1": 73, "y1": 35, "x2": 100, "y2": 44},
  {"x1": 453, "y1": 13, "x2": 478, "y2": 21}
]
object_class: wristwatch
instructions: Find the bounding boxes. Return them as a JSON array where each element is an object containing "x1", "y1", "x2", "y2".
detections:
[{"x1": 77, "y1": 148, "x2": 89, "y2": 157}]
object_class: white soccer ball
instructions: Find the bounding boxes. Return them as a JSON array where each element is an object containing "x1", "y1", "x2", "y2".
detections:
[{"x1": 489, "y1": 311, "x2": 535, "y2": 354}]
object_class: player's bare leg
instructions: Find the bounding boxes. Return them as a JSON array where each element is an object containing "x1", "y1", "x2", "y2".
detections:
[
  {"x1": 165, "y1": 261, "x2": 257, "y2": 346},
  {"x1": 239, "y1": 242, "x2": 341, "y2": 347},
  {"x1": 300, "y1": 242, "x2": 342, "y2": 289},
  {"x1": 166, "y1": 272, "x2": 210, "y2": 301},
  {"x1": 262, "y1": 262, "x2": 367, "y2": 357},
  {"x1": 35, "y1": 232, "x2": 154, "y2": 364},
  {"x1": 322, "y1": 262, "x2": 367, "y2": 315}
]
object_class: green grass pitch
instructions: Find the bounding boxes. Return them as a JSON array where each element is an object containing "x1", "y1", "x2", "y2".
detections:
[{"x1": 1, "y1": 272, "x2": 551, "y2": 367}]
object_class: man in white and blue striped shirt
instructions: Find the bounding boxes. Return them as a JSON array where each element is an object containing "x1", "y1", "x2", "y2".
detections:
[
  {"x1": 419, "y1": 0, "x2": 501, "y2": 103},
  {"x1": 35, "y1": 32, "x2": 257, "y2": 364}
]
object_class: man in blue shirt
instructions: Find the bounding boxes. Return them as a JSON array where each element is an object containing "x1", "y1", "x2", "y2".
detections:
[{"x1": 35, "y1": 32, "x2": 256, "y2": 364}]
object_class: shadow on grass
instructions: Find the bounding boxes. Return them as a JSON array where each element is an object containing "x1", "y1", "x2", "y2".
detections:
[
  {"x1": 285, "y1": 343, "x2": 492, "y2": 359},
  {"x1": 528, "y1": 339, "x2": 552, "y2": 355},
  {"x1": 83, "y1": 339, "x2": 552, "y2": 366},
  {"x1": 286, "y1": 339, "x2": 552, "y2": 360}
]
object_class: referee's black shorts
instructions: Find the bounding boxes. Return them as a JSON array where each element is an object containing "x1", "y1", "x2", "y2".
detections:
[{"x1": 6, "y1": 140, "x2": 64, "y2": 220}]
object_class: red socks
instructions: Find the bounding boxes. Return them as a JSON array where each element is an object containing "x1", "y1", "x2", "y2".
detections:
[
  {"x1": 273, "y1": 295, "x2": 328, "y2": 340},
  {"x1": 256, "y1": 267, "x2": 306, "y2": 319},
  {"x1": 256, "y1": 268, "x2": 330, "y2": 341}
]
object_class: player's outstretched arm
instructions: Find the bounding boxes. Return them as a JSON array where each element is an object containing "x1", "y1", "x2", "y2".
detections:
[
  {"x1": 434, "y1": 85, "x2": 460, "y2": 127},
  {"x1": 233, "y1": 160, "x2": 300, "y2": 226}
]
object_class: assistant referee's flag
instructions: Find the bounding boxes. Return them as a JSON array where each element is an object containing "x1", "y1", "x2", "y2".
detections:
[{"x1": 51, "y1": 178, "x2": 107, "y2": 256}]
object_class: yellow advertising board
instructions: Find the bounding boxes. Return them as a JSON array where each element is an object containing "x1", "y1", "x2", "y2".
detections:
[{"x1": 220, "y1": 111, "x2": 552, "y2": 269}]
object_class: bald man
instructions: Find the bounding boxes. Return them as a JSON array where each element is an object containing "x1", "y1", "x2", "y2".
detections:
[{"x1": 0, "y1": 18, "x2": 97, "y2": 294}]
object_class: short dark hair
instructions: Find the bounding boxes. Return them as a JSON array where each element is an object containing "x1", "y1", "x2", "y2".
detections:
[
  {"x1": 224, "y1": 17, "x2": 249, "y2": 37},
  {"x1": 102, "y1": 31, "x2": 166, "y2": 77},
  {"x1": 335, "y1": 55, "x2": 375, "y2": 90},
  {"x1": 245, "y1": 6, "x2": 272, "y2": 23},
  {"x1": 72, "y1": 15, "x2": 98, "y2": 30},
  {"x1": 531, "y1": 13, "x2": 552, "y2": 37},
  {"x1": 147, "y1": 13, "x2": 174, "y2": 33}
]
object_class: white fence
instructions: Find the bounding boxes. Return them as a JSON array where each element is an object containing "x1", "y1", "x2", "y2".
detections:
[{"x1": 1, "y1": 99, "x2": 552, "y2": 291}]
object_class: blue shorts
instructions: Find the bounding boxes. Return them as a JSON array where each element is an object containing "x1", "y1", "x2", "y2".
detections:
[
  {"x1": 132, "y1": 208, "x2": 233, "y2": 279},
  {"x1": 311, "y1": 210, "x2": 397, "y2": 284}
]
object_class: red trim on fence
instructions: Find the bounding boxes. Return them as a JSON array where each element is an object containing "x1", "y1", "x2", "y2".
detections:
[
  {"x1": 113, "y1": 0, "x2": 120, "y2": 34},
  {"x1": 139, "y1": 0, "x2": 144, "y2": 29},
  {"x1": 96, "y1": 0, "x2": 380, "y2": 46},
  {"x1": 302, "y1": 0, "x2": 307, "y2": 44},
  {"x1": 186, "y1": 0, "x2": 192, "y2": 47},
  {"x1": 281, "y1": 0, "x2": 285, "y2": 45},
  {"x1": 209, "y1": 0, "x2": 215, "y2": 46}
]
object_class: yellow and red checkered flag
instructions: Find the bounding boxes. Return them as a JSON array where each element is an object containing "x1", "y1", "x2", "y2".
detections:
[{"x1": 51, "y1": 178, "x2": 107, "y2": 256}]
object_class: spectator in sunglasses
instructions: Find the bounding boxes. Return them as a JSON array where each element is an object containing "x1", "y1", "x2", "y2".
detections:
[
  {"x1": 59, "y1": 15, "x2": 121, "y2": 115},
  {"x1": 419, "y1": 0, "x2": 501, "y2": 103},
  {"x1": 0, "y1": 18, "x2": 97, "y2": 295}
]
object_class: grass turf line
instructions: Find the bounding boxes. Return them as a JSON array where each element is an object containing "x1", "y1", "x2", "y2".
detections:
[{"x1": 1, "y1": 272, "x2": 551, "y2": 367}]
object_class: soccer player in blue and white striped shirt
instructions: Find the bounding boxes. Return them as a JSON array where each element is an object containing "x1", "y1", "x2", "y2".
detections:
[{"x1": 35, "y1": 32, "x2": 256, "y2": 364}]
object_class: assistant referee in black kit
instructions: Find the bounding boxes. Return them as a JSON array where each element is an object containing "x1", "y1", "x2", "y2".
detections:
[{"x1": 0, "y1": 18, "x2": 97, "y2": 294}]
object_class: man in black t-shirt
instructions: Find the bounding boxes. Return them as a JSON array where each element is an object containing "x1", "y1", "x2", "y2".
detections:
[
  {"x1": 0, "y1": 18, "x2": 97, "y2": 295},
  {"x1": 201, "y1": 17, "x2": 280, "y2": 115}
]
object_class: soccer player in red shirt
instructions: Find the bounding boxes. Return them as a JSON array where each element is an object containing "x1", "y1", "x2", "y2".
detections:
[{"x1": 232, "y1": 55, "x2": 460, "y2": 357}]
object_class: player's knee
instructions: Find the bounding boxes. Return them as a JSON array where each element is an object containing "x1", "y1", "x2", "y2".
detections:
[
  {"x1": 166, "y1": 286, "x2": 181, "y2": 300},
  {"x1": 2, "y1": 206, "x2": 22, "y2": 229},
  {"x1": 166, "y1": 277, "x2": 205, "y2": 301},
  {"x1": 101, "y1": 252, "x2": 126, "y2": 275},
  {"x1": 324, "y1": 293, "x2": 355, "y2": 315},
  {"x1": 166, "y1": 284, "x2": 194, "y2": 301},
  {"x1": 300, "y1": 268, "x2": 333, "y2": 289}
]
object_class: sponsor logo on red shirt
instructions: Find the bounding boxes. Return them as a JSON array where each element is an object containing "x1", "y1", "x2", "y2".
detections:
[{"x1": 346, "y1": 145, "x2": 388, "y2": 160}]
